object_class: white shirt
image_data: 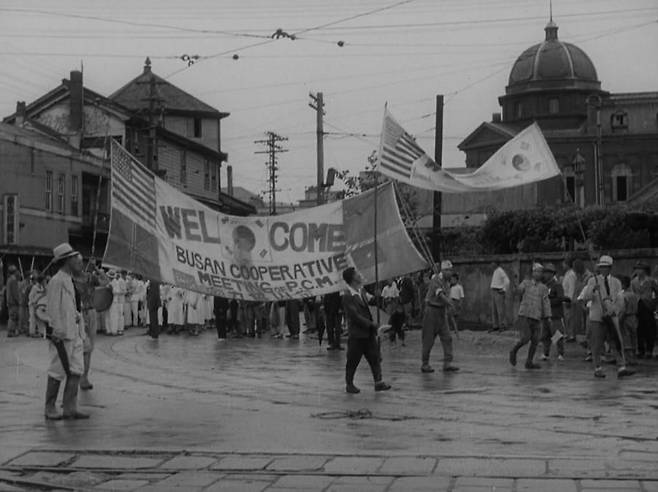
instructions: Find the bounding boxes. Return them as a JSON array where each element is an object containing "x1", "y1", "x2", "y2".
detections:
[
  {"x1": 382, "y1": 284, "x2": 399, "y2": 299},
  {"x1": 490, "y1": 267, "x2": 510, "y2": 292},
  {"x1": 347, "y1": 285, "x2": 373, "y2": 302},
  {"x1": 562, "y1": 269, "x2": 577, "y2": 300},
  {"x1": 450, "y1": 284, "x2": 464, "y2": 301}
]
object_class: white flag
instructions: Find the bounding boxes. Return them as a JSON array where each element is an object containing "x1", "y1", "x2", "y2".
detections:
[{"x1": 376, "y1": 109, "x2": 560, "y2": 193}]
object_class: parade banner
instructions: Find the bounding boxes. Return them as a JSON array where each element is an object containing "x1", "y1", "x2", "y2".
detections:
[
  {"x1": 377, "y1": 109, "x2": 560, "y2": 192},
  {"x1": 103, "y1": 141, "x2": 428, "y2": 301}
]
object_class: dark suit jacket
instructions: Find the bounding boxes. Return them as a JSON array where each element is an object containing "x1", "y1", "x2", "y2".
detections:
[
  {"x1": 342, "y1": 290, "x2": 377, "y2": 339},
  {"x1": 146, "y1": 281, "x2": 161, "y2": 310}
]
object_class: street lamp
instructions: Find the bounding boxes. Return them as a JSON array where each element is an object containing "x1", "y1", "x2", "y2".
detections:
[
  {"x1": 569, "y1": 148, "x2": 586, "y2": 207},
  {"x1": 586, "y1": 94, "x2": 603, "y2": 206}
]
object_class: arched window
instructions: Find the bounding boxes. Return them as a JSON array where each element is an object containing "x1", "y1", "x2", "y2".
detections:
[
  {"x1": 548, "y1": 97, "x2": 560, "y2": 114},
  {"x1": 611, "y1": 164, "x2": 632, "y2": 202},
  {"x1": 611, "y1": 111, "x2": 628, "y2": 130}
]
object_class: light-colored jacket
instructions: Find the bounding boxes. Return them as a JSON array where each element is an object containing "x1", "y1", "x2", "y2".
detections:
[
  {"x1": 581, "y1": 274, "x2": 622, "y2": 322},
  {"x1": 46, "y1": 270, "x2": 84, "y2": 340}
]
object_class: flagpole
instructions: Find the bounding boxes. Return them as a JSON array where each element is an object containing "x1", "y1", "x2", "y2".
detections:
[{"x1": 373, "y1": 173, "x2": 380, "y2": 326}]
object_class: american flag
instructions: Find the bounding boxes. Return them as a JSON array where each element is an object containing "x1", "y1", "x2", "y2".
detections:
[
  {"x1": 377, "y1": 110, "x2": 430, "y2": 181},
  {"x1": 110, "y1": 140, "x2": 156, "y2": 230}
]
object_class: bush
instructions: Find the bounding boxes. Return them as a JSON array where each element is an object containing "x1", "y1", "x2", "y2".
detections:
[{"x1": 477, "y1": 205, "x2": 654, "y2": 254}]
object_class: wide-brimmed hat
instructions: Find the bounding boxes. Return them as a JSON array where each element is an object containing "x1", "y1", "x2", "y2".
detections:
[
  {"x1": 634, "y1": 261, "x2": 650, "y2": 272},
  {"x1": 543, "y1": 263, "x2": 556, "y2": 273},
  {"x1": 52, "y1": 243, "x2": 79, "y2": 262},
  {"x1": 597, "y1": 255, "x2": 613, "y2": 267}
]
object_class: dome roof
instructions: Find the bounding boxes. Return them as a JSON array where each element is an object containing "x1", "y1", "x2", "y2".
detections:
[{"x1": 507, "y1": 22, "x2": 600, "y2": 95}]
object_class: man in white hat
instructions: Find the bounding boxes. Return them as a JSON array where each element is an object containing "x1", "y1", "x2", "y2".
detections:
[
  {"x1": 581, "y1": 255, "x2": 632, "y2": 378},
  {"x1": 44, "y1": 243, "x2": 89, "y2": 420},
  {"x1": 421, "y1": 260, "x2": 459, "y2": 373},
  {"x1": 509, "y1": 263, "x2": 550, "y2": 370}
]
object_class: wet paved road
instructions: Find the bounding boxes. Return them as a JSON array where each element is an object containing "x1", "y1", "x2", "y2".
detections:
[{"x1": 1, "y1": 326, "x2": 658, "y2": 490}]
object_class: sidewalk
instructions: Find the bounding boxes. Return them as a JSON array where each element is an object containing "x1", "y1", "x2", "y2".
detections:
[{"x1": 2, "y1": 449, "x2": 658, "y2": 491}]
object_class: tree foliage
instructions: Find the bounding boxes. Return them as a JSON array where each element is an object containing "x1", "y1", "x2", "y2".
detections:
[{"x1": 477, "y1": 205, "x2": 655, "y2": 254}]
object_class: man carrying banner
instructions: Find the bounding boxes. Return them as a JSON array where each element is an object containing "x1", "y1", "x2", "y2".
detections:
[
  {"x1": 44, "y1": 243, "x2": 89, "y2": 420},
  {"x1": 421, "y1": 260, "x2": 459, "y2": 374},
  {"x1": 342, "y1": 267, "x2": 391, "y2": 394}
]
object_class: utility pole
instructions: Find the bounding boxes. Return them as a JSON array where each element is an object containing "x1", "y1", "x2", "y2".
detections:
[
  {"x1": 309, "y1": 92, "x2": 325, "y2": 205},
  {"x1": 431, "y1": 95, "x2": 444, "y2": 262},
  {"x1": 255, "y1": 132, "x2": 288, "y2": 215}
]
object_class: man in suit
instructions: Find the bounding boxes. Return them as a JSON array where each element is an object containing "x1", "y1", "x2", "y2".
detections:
[
  {"x1": 146, "y1": 279, "x2": 161, "y2": 339},
  {"x1": 342, "y1": 267, "x2": 391, "y2": 394}
]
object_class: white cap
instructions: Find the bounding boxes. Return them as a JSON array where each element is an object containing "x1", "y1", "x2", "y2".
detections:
[
  {"x1": 597, "y1": 255, "x2": 613, "y2": 267},
  {"x1": 440, "y1": 260, "x2": 453, "y2": 270},
  {"x1": 532, "y1": 263, "x2": 544, "y2": 272}
]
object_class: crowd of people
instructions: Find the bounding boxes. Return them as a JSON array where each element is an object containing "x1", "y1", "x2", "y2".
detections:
[
  {"x1": 3, "y1": 241, "x2": 658, "y2": 418},
  {"x1": 489, "y1": 255, "x2": 658, "y2": 378}
]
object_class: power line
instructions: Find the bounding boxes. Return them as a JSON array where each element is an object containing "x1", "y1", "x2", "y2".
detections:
[{"x1": 0, "y1": 7, "x2": 272, "y2": 40}]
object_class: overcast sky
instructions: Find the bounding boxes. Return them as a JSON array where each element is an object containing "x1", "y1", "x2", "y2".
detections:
[{"x1": 0, "y1": 0, "x2": 656, "y2": 203}]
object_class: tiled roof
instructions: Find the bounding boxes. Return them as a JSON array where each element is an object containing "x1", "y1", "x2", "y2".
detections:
[{"x1": 110, "y1": 63, "x2": 227, "y2": 117}]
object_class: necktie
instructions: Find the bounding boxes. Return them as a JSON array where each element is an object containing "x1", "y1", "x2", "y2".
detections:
[{"x1": 603, "y1": 276, "x2": 610, "y2": 297}]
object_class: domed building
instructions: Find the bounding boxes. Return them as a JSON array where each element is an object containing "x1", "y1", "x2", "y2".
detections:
[{"x1": 442, "y1": 19, "x2": 658, "y2": 226}]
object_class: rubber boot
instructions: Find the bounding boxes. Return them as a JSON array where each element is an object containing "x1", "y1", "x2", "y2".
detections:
[
  {"x1": 44, "y1": 376, "x2": 63, "y2": 420},
  {"x1": 63, "y1": 375, "x2": 89, "y2": 419},
  {"x1": 80, "y1": 352, "x2": 93, "y2": 391}
]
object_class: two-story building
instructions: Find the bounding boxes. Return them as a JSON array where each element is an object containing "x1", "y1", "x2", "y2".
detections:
[{"x1": 1, "y1": 60, "x2": 255, "y2": 273}]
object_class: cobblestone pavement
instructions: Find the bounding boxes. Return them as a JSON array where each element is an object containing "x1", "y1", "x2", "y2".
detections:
[{"x1": 1, "y1": 326, "x2": 658, "y2": 490}]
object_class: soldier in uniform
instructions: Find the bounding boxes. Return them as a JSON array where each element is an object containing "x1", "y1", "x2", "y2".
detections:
[{"x1": 421, "y1": 260, "x2": 459, "y2": 373}]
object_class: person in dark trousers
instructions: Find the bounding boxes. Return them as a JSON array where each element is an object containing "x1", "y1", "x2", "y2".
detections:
[
  {"x1": 6, "y1": 265, "x2": 20, "y2": 337},
  {"x1": 228, "y1": 299, "x2": 241, "y2": 337},
  {"x1": 213, "y1": 296, "x2": 229, "y2": 340},
  {"x1": 541, "y1": 263, "x2": 568, "y2": 361},
  {"x1": 342, "y1": 267, "x2": 391, "y2": 394},
  {"x1": 285, "y1": 300, "x2": 301, "y2": 339},
  {"x1": 324, "y1": 292, "x2": 343, "y2": 350},
  {"x1": 631, "y1": 262, "x2": 658, "y2": 359},
  {"x1": 146, "y1": 280, "x2": 161, "y2": 339},
  {"x1": 398, "y1": 275, "x2": 415, "y2": 328}
]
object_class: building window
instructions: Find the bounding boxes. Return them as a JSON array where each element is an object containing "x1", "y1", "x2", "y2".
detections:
[
  {"x1": 548, "y1": 97, "x2": 559, "y2": 114},
  {"x1": 211, "y1": 162, "x2": 218, "y2": 191},
  {"x1": 57, "y1": 174, "x2": 65, "y2": 214},
  {"x1": 71, "y1": 175, "x2": 79, "y2": 216},
  {"x1": 45, "y1": 171, "x2": 53, "y2": 211},
  {"x1": 180, "y1": 150, "x2": 187, "y2": 186},
  {"x1": 611, "y1": 111, "x2": 628, "y2": 130},
  {"x1": 514, "y1": 101, "x2": 523, "y2": 119},
  {"x1": 193, "y1": 118, "x2": 202, "y2": 138},
  {"x1": 3, "y1": 194, "x2": 18, "y2": 245},
  {"x1": 204, "y1": 160, "x2": 210, "y2": 191},
  {"x1": 611, "y1": 163, "x2": 632, "y2": 202}
]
